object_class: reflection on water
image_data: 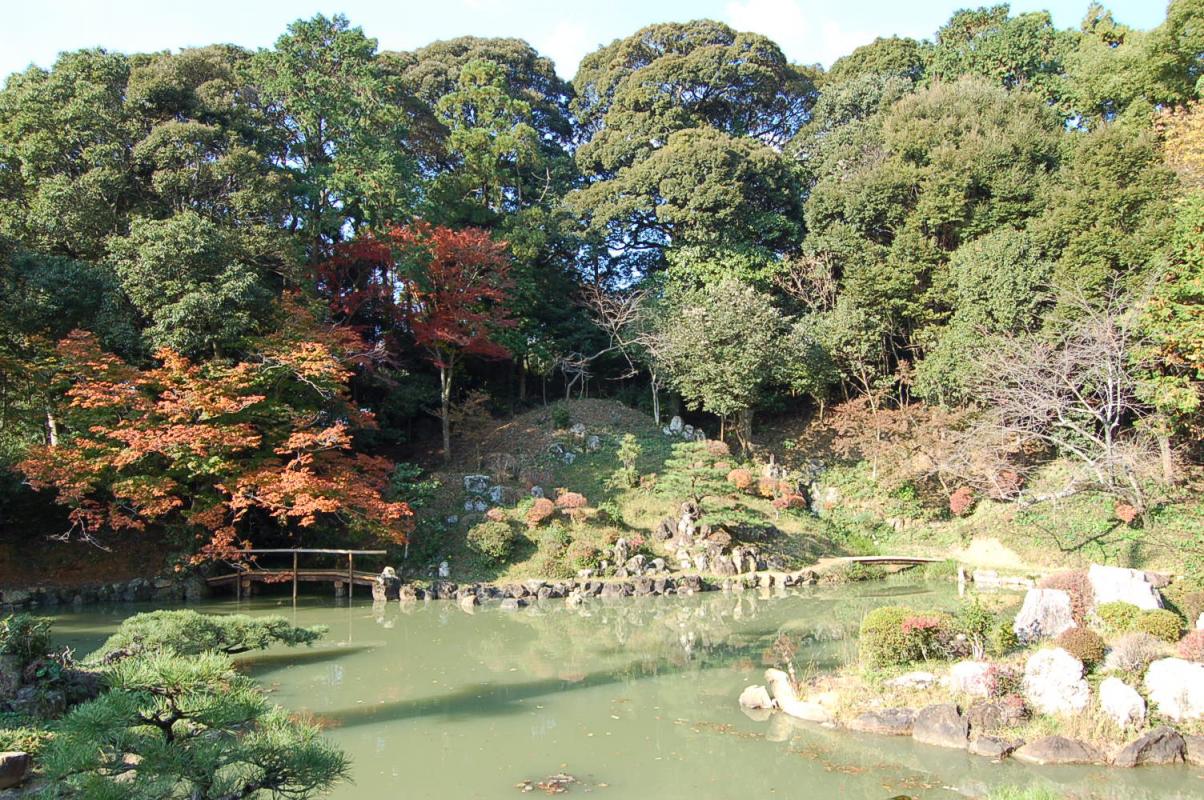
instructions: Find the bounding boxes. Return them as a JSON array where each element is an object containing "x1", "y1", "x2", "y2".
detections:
[{"x1": 47, "y1": 583, "x2": 1204, "y2": 800}]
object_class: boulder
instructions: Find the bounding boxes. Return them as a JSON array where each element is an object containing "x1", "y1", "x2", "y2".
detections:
[
  {"x1": 848, "y1": 708, "x2": 915, "y2": 736},
  {"x1": 499, "y1": 598, "x2": 524, "y2": 611},
  {"x1": 1144, "y1": 658, "x2": 1204, "y2": 721},
  {"x1": 530, "y1": 486, "x2": 545, "y2": 499},
  {"x1": 668, "y1": 416, "x2": 684, "y2": 434},
  {"x1": 569, "y1": 422, "x2": 587, "y2": 438},
  {"x1": 965, "y1": 700, "x2": 1024, "y2": 735},
  {"x1": 886, "y1": 672, "x2": 937, "y2": 692},
  {"x1": 1111, "y1": 727, "x2": 1186, "y2": 767},
  {"x1": 1013, "y1": 588, "x2": 1076, "y2": 643},
  {"x1": 373, "y1": 567, "x2": 401, "y2": 602},
  {"x1": 488, "y1": 485, "x2": 507, "y2": 504},
  {"x1": 738, "y1": 685, "x2": 775, "y2": 710},
  {"x1": 0, "y1": 655, "x2": 21, "y2": 700},
  {"x1": 912, "y1": 703, "x2": 968, "y2": 749},
  {"x1": 1014, "y1": 736, "x2": 1105, "y2": 765},
  {"x1": 969, "y1": 736, "x2": 1022, "y2": 759},
  {"x1": 945, "y1": 661, "x2": 992, "y2": 698},
  {"x1": 1197, "y1": 612, "x2": 1203, "y2": 631},
  {"x1": 463, "y1": 474, "x2": 490, "y2": 494},
  {"x1": 763, "y1": 669, "x2": 834, "y2": 723},
  {"x1": 1023, "y1": 648, "x2": 1089, "y2": 716},
  {"x1": 1088, "y1": 564, "x2": 1162, "y2": 611},
  {"x1": 586, "y1": 435, "x2": 601, "y2": 452},
  {"x1": 1099, "y1": 677, "x2": 1146, "y2": 728},
  {"x1": 1185, "y1": 734, "x2": 1204, "y2": 766},
  {"x1": 0, "y1": 752, "x2": 30, "y2": 790}
]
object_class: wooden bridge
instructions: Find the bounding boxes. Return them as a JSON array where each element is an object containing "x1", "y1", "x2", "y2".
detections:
[
  {"x1": 833, "y1": 555, "x2": 943, "y2": 566},
  {"x1": 205, "y1": 548, "x2": 387, "y2": 601}
]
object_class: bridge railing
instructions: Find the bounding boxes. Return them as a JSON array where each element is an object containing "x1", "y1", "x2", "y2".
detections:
[{"x1": 221, "y1": 548, "x2": 388, "y2": 601}]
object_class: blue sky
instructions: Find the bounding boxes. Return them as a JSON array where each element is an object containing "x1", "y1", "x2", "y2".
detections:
[{"x1": 4, "y1": 0, "x2": 1169, "y2": 82}]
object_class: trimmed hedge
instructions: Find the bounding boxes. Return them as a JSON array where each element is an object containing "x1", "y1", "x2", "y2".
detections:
[
  {"x1": 466, "y1": 520, "x2": 520, "y2": 564},
  {"x1": 1095, "y1": 601, "x2": 1142, "y2": 635},
  {"x1": 1055, "y1": 628, "x2": 1106, "y2": 668},
  {"x1": 1137, "y1": 609, "x2": 1183, "y2": 643}
]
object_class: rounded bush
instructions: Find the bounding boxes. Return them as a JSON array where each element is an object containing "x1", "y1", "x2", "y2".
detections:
[
  {"x1": 1095, "y1": 601, "x2": 1142, "y2": 635},
  {"x1": 726, "y1": 468, "x2": 753, "y2": 491},
  {"x1": 538, "y1": 524, "x2": 572, "y2": 554},
  {"x1": 989, "y1": 619, "x2": 1020, "y2": 657},
  {"x1": 1137, "y1": 609, "x2": 1183, "y2": 643},
  {"x1": 1055, "y1": 627, "x2": 1106, "y2": 668},
  {"x1": 858, "y1": 606, "x2": 912, "y2": 668},
  {"x1": 1103, "y1": 632, "x2": 1166, "y2": 675},
  {"x1": 555, "y1": 491, "x2": 588, "y2": 510},
  {"x1": 525, "y1": 497, "x2": 555, "y2": 528},
  {"x1": 566, "y1": 539, "x2": 602, "y2": 571},
  {"x1": 1176, "y1": 630, "x2": 1204, "y2": 662},
  {"x1": 466, "y1": 521, "x2": 519, "y2": 564}
]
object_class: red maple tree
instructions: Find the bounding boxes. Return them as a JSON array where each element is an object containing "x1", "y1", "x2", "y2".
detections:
[{"x1": 318, "y1": 222, "x2": 513, "y2": 461}]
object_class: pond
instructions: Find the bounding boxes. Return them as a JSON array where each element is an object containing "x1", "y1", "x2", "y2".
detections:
[{"x1": 47, "y1": 582, "x2": 1204, "y2": 800}]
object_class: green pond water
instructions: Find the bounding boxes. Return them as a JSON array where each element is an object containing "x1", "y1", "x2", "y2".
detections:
[{"x1": 46, "y1": 582, "x2": 1204, "y2": 800}]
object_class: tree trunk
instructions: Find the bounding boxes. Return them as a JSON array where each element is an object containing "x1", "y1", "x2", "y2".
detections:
[
  {"x1": 439, "y1": 365, "x2": 452, "y2": 462},
  {"x1": 519, "y1": 363, "x2": 527, "y2": 403},
  {"x1": 650, "y1": 376, "x2": 661, "y2": 425},
  {"x1": 1158, "y1": 433, "x2": 1175, "y2": 485},
  {"x1": 734, "y1": 408, "x2": 753, "y2": 454},
  {"x1": 44, "y1": 405, "x2": 59, "y2": 447}
]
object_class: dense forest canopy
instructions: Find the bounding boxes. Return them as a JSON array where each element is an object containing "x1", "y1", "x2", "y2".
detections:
[{"x1": 0, "y1": 1, "x2": 1200, "y2": 559}]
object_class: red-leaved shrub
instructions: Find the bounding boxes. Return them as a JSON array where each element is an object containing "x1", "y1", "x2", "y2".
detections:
[
  {"x1": 704, "y1": 440, "x2": 730, "y2": 458},
  {"x1": 554, "y1": 491, "x2": 587, "y2": 510},
  {"x1": 1038, "y1": 570, "x2": 1094, "y2": 625},
  {"x1": 756, "y1": 477, "x2": 778, "y2": 498},
  {"x1": 1176, "y1": 630, "x2": 1204, "y2": 662},
  {"x1": 949, "y1": 486, "x2": 974, "y2": 517},
  {"x1": 485, "y1": 507, "x2": 507, "y2": 523},
  {"x1": 1114, "y1": 503, "x2": 1139, "y2": 525},
  {"x1": 525, "y1": 497, "x2": 555, "y2": 527}
]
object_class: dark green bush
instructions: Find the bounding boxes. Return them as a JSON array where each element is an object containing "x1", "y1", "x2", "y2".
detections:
[
  {"x1": 466, "y1": 520, "x2": 520, "y2": 564},
  {"x1": 1095, "y1": 601, "x2": 1142, "y2": 635},
  {"x1": 954, "y1": 598, "x2": 994, "y2": 657},
  {"x1": 1055, "y1": 627, "x2": 1106, "y2": 668},
  {"x1": 0, "y1": 614, "x2": 52, "y2": 666},
  {"x1": 1136, "y1": 609, "x2": 1183, "y2": 643},
  {"x1": 551, "y1": 405, "x2": 571, "y2": 430},
  {"x1": 989, "y1": 620, "x2": 1020, "y2": 657},
  {"x1": 566, "y1": 539, "x2": 602, "y2": 572}
]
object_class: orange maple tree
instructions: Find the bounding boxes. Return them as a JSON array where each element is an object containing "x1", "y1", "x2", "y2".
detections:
[{"x1": 18, "y1": 300, "x2": 412, "y2": 561}]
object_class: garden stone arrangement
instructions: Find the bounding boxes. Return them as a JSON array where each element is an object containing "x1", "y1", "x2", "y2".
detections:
[{"x1": 737, "y1": 563, "x2": 1204, "y2": 770}]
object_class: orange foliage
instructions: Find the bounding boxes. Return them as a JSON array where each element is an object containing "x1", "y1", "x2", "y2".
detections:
[
  {"x1": 526, "y1": 497, "x2": 555, "y2": 528},
  {"x1": 554, "y1": 490, "x2": 588, "y2": 510},
  {"x1": 19, "y1": 310, "x2": 412, "y2": 559},
  {"x1": 726, "y1": 468, "x2": 753, "y2": 491}
]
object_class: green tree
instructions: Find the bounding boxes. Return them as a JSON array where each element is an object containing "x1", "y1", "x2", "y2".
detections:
[
  {"x1": 90, "y1": 610, "x2": 326, "y2": 662},
  {"x1": 42, "y1": 652, "x2": 349, "y2": 799},
  {"x1": 655, "y1": 278, "x2": 787, "y2": 448}
]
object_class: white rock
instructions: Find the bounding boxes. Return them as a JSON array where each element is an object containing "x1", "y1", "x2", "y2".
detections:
[
  {"x1": 945, "y1": 661, "x2": 992, "y2": 698},
  {"x1": 569, "y1": 422, "x2": 587, "y2": 438},
  {"x1": 1099, "y1": 677, "x2": 1146, "y2": 728},
  {"x1": 1197, "y1": 613, "x2": 1203, "y2": 631},
  {"x1": 586, "y1": 434, "x2": 601, "y2": 451},
  {"x1": 1144, "y1": 658, "x2": 1204, "y2": 721},
  {"x1": 668, "y1": 415, "x2": 684, "y2": 434},
  {"x1": 886, "y1": 671, "x2": 936, "y2": 690},
  {"x1": 437, "y1": 561, "x2": 450, "y2": 578},
  {"x1": 488, "y1": 485, "x2": 505, "y2": 504},
  {"x1": 682, "y1": 424, "x2": 695, "y2": 439},
  {"x1": 739, "y1": 685, "x2": 775, "y2": 710},
  {"x1": 1088, "y1": 564, "x2": 1162, "y2": 611},
  {"x1": 463, "y1": 474, "x2": 490, "y2": 494},
  {"x1": 530, "y1": 486, "x2": 544, "y2": 499},
  {"x1": 1013, "y1": 588, "x2": 1077, "y2": 643},
  {"x1": 562, "y1": 451, "x2": 576, "y2": 465},
  {"x1": 1023, "y1": 648, "x2": 1090, "y2": 716},
  {"x1": 693, "y1": 429, "x2": 707, "y2": 441},
  {"x1": 763, "y1": 669, "x2": 834, "y2": 723}
]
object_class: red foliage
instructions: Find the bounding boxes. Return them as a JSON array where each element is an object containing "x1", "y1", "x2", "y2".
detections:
[
  {"x1": 1114, "y1": 503, "x2": 1139, "y2": 525},
  {"x1": 704, "y1": 440, "x2": 730, "y2": 458},
  {"x1": 485, "y1": 507, "x2": 507, "y2": 523},
  {"x1": 1037, "y1": 571, "x2": 1094, "y2": 625},
  {"x1": 18, "y1": 308, "x2": 412, "y2": 559},
  {"x1": 554, "y1": 491, "x2": 588, "y2": 510},
  {"x1": 772, "y1": 493, "x2": 808, "y2": 510},
  {"x1": 949, "y1": 486, "x2": 975, "y2": 517},
  {"x1": 525, "y1": 497, "x2": 555, "y2": 528},
  {"x1": 1177, "y1": 630, "x2": 1204, "y2": 662}
]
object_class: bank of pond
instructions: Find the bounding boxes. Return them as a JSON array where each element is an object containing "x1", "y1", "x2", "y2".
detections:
[{"x1": 2, "y1": 571, "x2": 1204, "y2": 799}]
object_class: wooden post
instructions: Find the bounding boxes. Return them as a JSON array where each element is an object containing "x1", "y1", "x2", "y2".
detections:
[
  {"x1": 348, "y1": 553, "x2": 354, "y2": 601},
  {"x1": 292, "y1": 550, "x2": 299, "y2": 603},
  {"x1": 236, "y1": 564, "x2": 241, "y2": 602}
]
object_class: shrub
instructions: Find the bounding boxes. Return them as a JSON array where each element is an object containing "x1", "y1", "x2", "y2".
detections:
[
  {"x1": 0, "y1": 614, "x2": 52, "y2": 666},
  {"x1": 989, "y1": 619, "x2": 1020, "y2": 657},
  {"x1": 554, "y1": 490, "x2": 588, "y2": 510},
  {"x1": 550, "y1": 405, "x2": 571, "y2": 429},
  {"x1": 1103, "y1": 632, "x2": 1166, "y2": 674},
  {"x1": 1038, "y1": 571, "x2": 1093, "y2": 625},
  {"x1": 726, "y1": 468, "x2": 753, "y2": 491},
  {"x1": 756, "y1": 477, "x2": 778, "y2": 498},
  {"x1": 525, "y1": 497, "x2": 555, "y2": 527},
  {"x1": 485, "y1": 507, "x2": 508, "y2": 523},
  {"x1": 566, "y1": 540, "x2": 602, "y2": 572},
  {"x1": 1114, "y1": 503, "x2": 1139, "y2": 525},
  {"x1": 466, "y1": 521, "x2": 519, "y2": 564},
  {"x1": 984, "y1": 664, "x2": 1022, "y2": 698},
  {"x1": 772, "y1": 493, "x2": 807, "y2": 511},
  {"x1": 924, "y1": 559, "x2": 960, "y2": 581},
  {"x1": 949, "y1": 486, "x2": 975, "y2": 517},
  {"x1": 1137, "y1": 609, "x2": 1183, "y2": 643},
  {"x1": 704, "y1": 440, "x2": 730, "y2": 458},
  {"x1": 859, "y1": 606, "x2": 951, "y2": 667},
  {"x1": 1095, "y1": 601, "x2": 1142, "y2": 635},
  {"x1": 1055, "y1": 628, "x2": 1106, "y2": 668},
  {"x1": 538, "y1": 523, "x2": 572, "y2": 554},
  {"x1": 90, "y1": 610, "x2": 323, "y2": 662},
  {"x1": 859, "y1": 606, "x2": 912, "y2": 669},
  {"x1": 955, "y1": 599, "x2": 995, "y2": 658},
  {"x1": 1177, "y1": 630, "x2": 1204, "y2": 661}
]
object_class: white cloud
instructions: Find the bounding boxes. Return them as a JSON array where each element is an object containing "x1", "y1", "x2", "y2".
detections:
[
  {"x1": 535, "y1": 20, "x2": 591, "y2": 79},
  {"x1": 724, "y1": 0, "x2": 878, "y2": 67}
]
